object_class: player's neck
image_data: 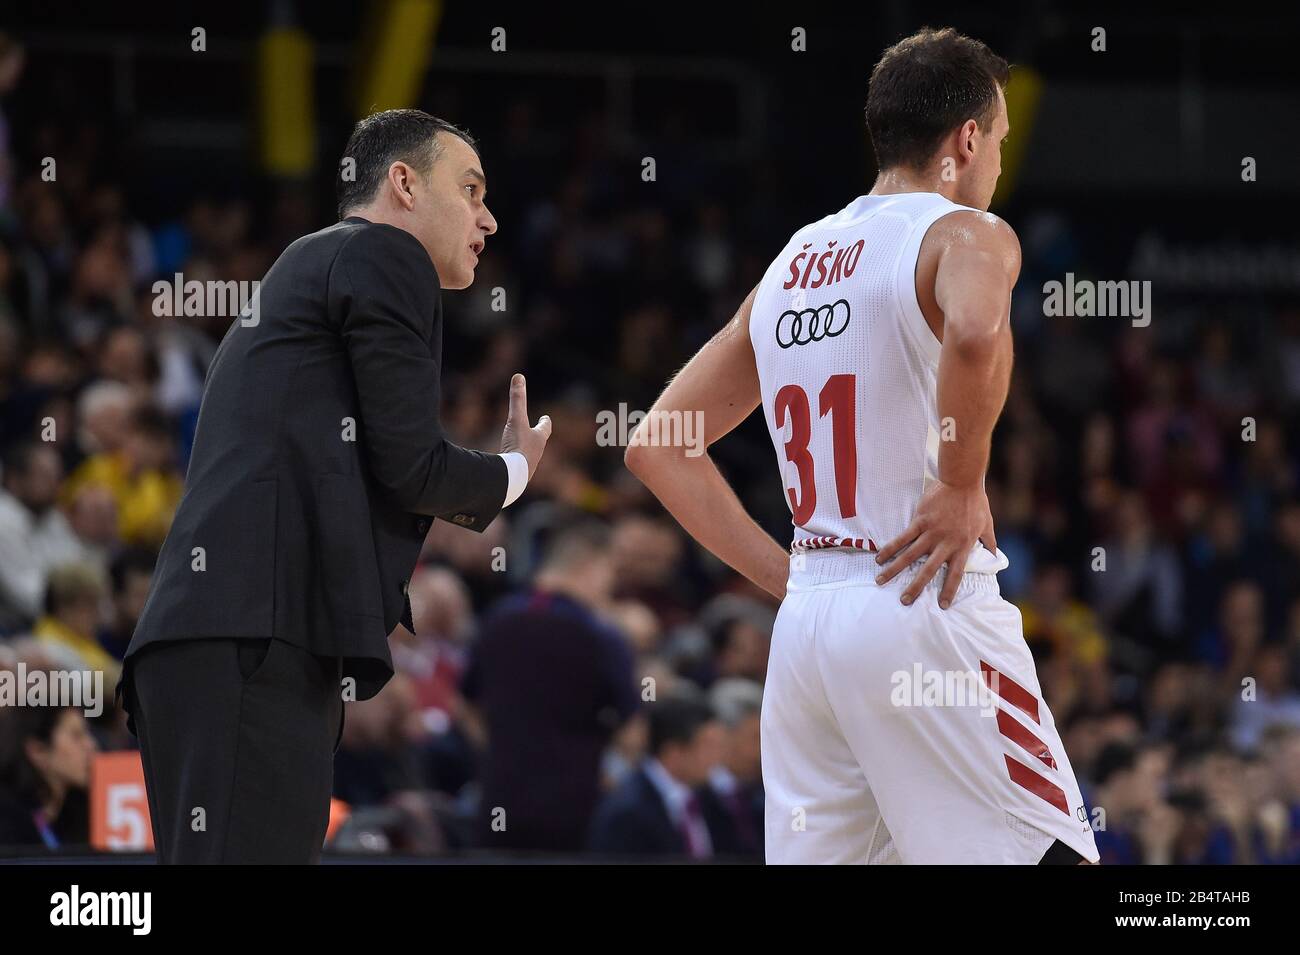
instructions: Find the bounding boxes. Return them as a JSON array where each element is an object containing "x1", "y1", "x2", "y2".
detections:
[{"x1": 868, "y1": 166, "x2": 959, "y2": 203}]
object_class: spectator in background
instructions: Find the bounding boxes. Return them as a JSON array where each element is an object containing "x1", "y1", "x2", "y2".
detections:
[
  {"x1": 588, "y1": 692, "x2": 724, "y2": 859},
  {"x1": 1175, "y1": 745, "x2": 1249, "y2": 864},
  {"x1": 394, "y1": 564, "x2": 474, "y2": 734},
  {"x1": 1088, "y1": 741, "x2": 1175, "y2": 865},
  {"x1": 72, "y1": 379, "x2": 134, "y2": 466},
  {"x1": 679, "y1": 593, "x2": 773, "y2": 688},
  {"x1": 0, "y1": 441, "x2": 88, "y2": 633},
  {"x1": 1204, "y1": 581, "x2": 1267, "y2": 695},
  {"x1": 64, "y1": 482, "x2": 119, "y2": 567},
  {"x1": 57, "y1": 226, "x2": 133, "y2": 351},
  {"x1": 1258, "y1": 726, "x2": 1300, "y2": 863},
  {"x1": 60, "y1": 402, "x2": 182, "y2": 548},
  {"x1": 98, "y1": 547, "x2": 155, "y2": 662},
  {"x1": 95, "y1": 324, "x2": 153, "y2": 405},
  {"x1": 31, "y1": 561, "x2": 119, "y2": 688},
  {"x1": 1230, "y1": 645, "x2": 1300, "y2": 750},
  {"x1": 1018, "y1": 563, "x2": 1108, "y2": 667},
  {"x1": 700, "y1": 678, "x2": 764, "y2": 859},
  {"x1": 332, "y1": 672, "x2": 429, "y2": 811},
  {"x1": 461, "y1": 520, "x2": 638, "y2": 852},
  {"x1": 1091, "y1": 490, "x2": 1184, "y2": 652},
  {"x1": 0, "y1": 702, "x2": 98, "y2": 851},
  {"x1": 609, "y1": 513, "x2": 696, "y2": 628},
  {"x1": 393, "y1": 564, "x2": 479, "y2": 796}
]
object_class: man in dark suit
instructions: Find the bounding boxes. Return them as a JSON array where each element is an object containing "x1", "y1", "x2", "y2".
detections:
[
  {"x1": 698, "y1": 678, "x2": 765, "y2": 859},
  {"x1": 117, "y1": 109, "x2": 552, "y2": 863},
  {"x1": 588, "y1": 693, "x2": 724, "y2": 859}
]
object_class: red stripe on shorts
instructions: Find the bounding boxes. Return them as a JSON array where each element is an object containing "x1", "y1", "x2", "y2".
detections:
[
  {"x1": 980, "y1": 661, "x2": 1040, "y2": 724},
  {"x1": 1004, "y1": 755, "x2": 1070, "y2": 816},
  {"x1": 996, "y1": 708, "x2": 1058, "y2": 770}
]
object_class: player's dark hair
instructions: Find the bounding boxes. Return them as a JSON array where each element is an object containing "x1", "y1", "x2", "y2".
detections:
[
  {"x1": 648, "y1": 694, "x2": 716, "y2": 757},
  {"x1": 865, "y1": 26, "x2": 1010, "y2": 171},
  {"x1": 337, "y1": 109, "x2": 478, "y2": 219}
]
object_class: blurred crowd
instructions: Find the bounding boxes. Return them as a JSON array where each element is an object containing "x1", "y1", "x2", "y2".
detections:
[{"x1": 1, "y1": 30, "x2": 1299, "y2": 862}]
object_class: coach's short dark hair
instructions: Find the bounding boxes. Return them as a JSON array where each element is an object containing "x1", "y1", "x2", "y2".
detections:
[
  {"x1": 337, "y1": 109, "x2": 478, "y2": 218},
  {"x1": 865, "y1": 27, "x2": 1010, "y2": 171}
]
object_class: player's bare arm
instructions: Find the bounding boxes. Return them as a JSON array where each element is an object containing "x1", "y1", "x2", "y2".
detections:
[
  {"x1": 874, "y1": 211, "x2": 1019, "y2": 608},
  {"x1": 625, "y1": 286, "x2": 790, "y2": 600}
]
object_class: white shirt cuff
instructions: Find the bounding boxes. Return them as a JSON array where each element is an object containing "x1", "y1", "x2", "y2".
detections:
[{"x1": 499, "y1": 451, "x2": 529, "y2": 508}]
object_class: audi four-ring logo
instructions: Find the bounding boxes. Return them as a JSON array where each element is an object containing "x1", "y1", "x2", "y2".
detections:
[{"x1": 775, "y1": 299, "x2": 851, "y2": 348}]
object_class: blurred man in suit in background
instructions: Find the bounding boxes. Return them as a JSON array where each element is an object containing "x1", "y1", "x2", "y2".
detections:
[{"x1": 588, "y1": 692, "x2": 724, "y2": 859}]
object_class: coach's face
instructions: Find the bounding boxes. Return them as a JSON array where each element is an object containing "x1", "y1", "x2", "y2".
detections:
[{"x1": 412, "y1": 133, "x2": 498, "y2": 290}]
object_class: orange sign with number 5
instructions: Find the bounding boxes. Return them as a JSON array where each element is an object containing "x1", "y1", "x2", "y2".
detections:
[{"x1": 90, "y1": 751, "x2": 154, "y2": 852}]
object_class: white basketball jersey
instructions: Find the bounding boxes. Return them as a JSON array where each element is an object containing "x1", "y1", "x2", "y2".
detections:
[{"x1": 750, "y1": 191, "x2": 1007, "y2": 573}]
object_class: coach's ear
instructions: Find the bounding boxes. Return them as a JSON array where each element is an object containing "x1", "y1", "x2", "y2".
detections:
[{"x1": 387, "y1": 160, "x2": 418, "y2": 210}]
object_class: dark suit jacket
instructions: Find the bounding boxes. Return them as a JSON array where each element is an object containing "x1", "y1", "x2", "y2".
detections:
[
  {"x1": 698, "y1": 779, "x2": 764, "y2": 859},
  {"x1": 123, "y1": 216, "x2": 507, "y2": 705},
  {"x1": 587, "y1": 767, "x2": 687, "y2": 857}
]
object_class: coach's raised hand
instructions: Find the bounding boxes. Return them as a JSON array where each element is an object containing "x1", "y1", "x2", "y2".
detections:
[
  {"x1": 499, "y1": 373, "x2": 552, "y2": 479},
  {"x1": 873, "y1": 480, "x2": 997, "y2": 610}
]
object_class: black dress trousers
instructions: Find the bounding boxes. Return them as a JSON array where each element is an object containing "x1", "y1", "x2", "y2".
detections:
[{"x1": 123, "y1": 637, "x2": 345, "y2": 864}]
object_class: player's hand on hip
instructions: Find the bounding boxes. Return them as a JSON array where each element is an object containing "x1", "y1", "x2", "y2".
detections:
[
  {"x1": 500, "y1": 373, "x2": 552, "y2": 479},
  {"x1": 873, "y1": 480, "x2": 997, "y2": 610}
]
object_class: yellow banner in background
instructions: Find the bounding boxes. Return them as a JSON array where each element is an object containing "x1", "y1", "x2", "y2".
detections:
[
  {"x1": 991, "y1": 65, "x2": 1043, "y2": 210},
  {"x1": 353, "y1": 0, "x2": 444, "y2": 118},
  {"x1": 257, "y1": 27, "x2": 316, "y2": 176}
]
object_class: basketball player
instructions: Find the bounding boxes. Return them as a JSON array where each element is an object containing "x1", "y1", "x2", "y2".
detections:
[{"x1": 625, "y1": 28, "x2": 1099, "y2": 864}]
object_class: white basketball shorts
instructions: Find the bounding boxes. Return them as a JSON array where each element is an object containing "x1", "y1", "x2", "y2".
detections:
[{"x1": 762, "y1": 548, "x2": 1099, "y2": 864}]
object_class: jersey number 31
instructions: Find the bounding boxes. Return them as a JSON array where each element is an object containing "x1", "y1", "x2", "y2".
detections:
[{"x1": 775, "y1": 374, "x2": 857, "y2": 526}]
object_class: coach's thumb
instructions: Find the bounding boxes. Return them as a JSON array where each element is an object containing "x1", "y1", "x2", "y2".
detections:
[{"x1": 535, "y1": 414, "x2": 552, "y2": 440}]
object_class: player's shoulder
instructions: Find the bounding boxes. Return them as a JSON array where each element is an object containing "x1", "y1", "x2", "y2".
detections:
[
  {"x1": 929, "y1": 207, "x2": 1021, "y2": 274},
  {"x1": 933, "y1": 207, "x2": 1020, "y2": 254}
]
